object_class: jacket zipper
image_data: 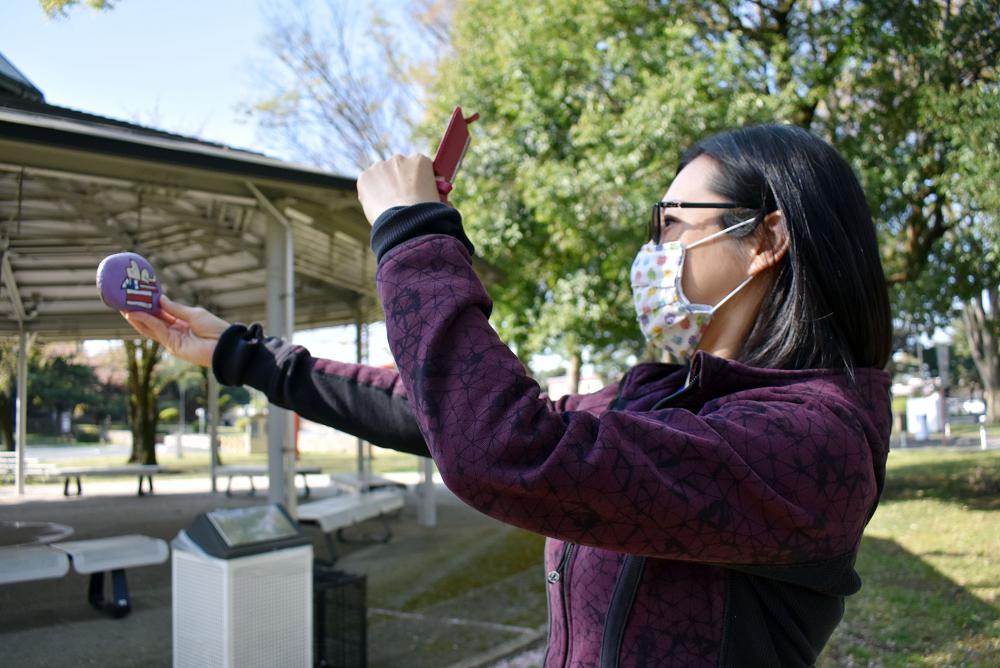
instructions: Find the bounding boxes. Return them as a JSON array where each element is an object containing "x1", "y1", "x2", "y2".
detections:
[
  {"x1": 599, "y1": 554, "x2": 647, "y2": 668},
  {"x1": 543, "y1": 542, "x2": 576, "y2": 667},
  {"x1": 543, "y1": 371, "x2": 631, "y2": 666}
]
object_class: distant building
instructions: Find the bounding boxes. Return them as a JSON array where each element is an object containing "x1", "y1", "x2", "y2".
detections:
[{"x1": 545, "y1": 374, "x2": 605, "y2": 400}]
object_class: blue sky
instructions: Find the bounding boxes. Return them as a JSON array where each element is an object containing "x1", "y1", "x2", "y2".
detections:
[{"x1": 2, "y1": 0, "x2": 275, "y2": 153}]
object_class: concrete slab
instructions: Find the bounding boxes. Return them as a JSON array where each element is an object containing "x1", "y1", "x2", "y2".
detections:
[{"x1": 0, "y1": 479, "x2": 549, "y2": 667}]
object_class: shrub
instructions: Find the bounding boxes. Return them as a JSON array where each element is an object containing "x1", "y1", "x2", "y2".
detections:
[{"x1": 72, "y1": 424, "x2": 101, "y2": 443}]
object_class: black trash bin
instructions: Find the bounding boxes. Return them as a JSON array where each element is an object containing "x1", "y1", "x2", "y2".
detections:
[{"x1": 313, "y1": 564, "x2": 367, "y2": 668}]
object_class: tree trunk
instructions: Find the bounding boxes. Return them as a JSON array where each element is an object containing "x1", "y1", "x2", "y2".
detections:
[
  {"x1": 124, "y1": 339, "x2": 162, "y2": 465},
  {"x1": 201, "y1": 366, "x2": 223, "y2": 466},
  {"x1": 0, "y1": 394, "x2": 12, "y2": 451},
  {"x1": 0, "y1": 336, "x2": 31, "y2": 449},
  {"x1": 962, "y1": 289, "x2": 1000, "y2": 422},
  {"x1": 566, "y1": 348, "x2": 581, "y2": 395}
]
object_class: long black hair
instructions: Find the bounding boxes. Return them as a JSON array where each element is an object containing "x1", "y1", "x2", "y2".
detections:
[{"x1": 678, "y1": 124, "x2": 892, "y2": 373}]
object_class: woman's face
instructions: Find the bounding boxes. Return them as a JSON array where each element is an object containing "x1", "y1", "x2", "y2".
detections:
[{"x1": 659, "y1": 155, "x2": 752, "y2": 306}]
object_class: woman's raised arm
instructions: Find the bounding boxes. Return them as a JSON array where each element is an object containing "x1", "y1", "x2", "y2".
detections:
[{"x1": 120, "y1": 298, "x2": 429, "y2": 456}]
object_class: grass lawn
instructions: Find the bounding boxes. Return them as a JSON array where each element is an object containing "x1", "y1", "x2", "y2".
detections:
[
  {"x1": 13, "y1": 446, "x2": 425, "y2": 484},
  {"x1": 819, "y1": 449, "x2": 1000, "y2": 667}
]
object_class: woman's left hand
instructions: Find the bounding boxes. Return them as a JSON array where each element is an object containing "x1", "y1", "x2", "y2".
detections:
[{"x1": 357, "y1": 154, "x2": 441, "y2": 225}]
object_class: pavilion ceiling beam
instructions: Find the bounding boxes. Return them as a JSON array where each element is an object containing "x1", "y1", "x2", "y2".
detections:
[
  {"x1": 12, "y1": 253, "x2": 110, "y2": 269},
  {"x1": 177, "y1": 267, "x2": 266, "y2": 290},
  {"x1": 131, "y1": 223, "x2": 199, "y2": 244},
  {"x1": 60, "y1": 196, "x2": 204, "y2": 307},
  {"x1": 1, "y1": 250, "x2": 36, "y2": 323},
  {"x1": 8, "y1": 240, "x2": 119, "y2": 252},
  {"x1": 159, "y1": 248, "x2": 262, "y2": 271},
  {"x1": 273, "y1": 197, "x2": 370, "y2": 246},
  {"x1": 127, "y1": 213, "x2": 265, "y2": 263},
  {"x1": 0, "y1": 163, "x2": 260, "y2": 207}
]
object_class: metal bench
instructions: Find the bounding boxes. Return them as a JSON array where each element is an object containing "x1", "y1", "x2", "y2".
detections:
[
  {"x1": 0, "y1": 452, "x2": 59, "y2": 484},
  {"x1": 0, "y1": 534, "x2": 169, "y2": 618},
  {"x1": 0, "y1": 545, "x2": 71, "y2": 584},
  {"x1": 56, "y1": 464, "x2": 162, "y2": 497},
  {"x1": 297, "y1": 488, "x2": 405, "y2": 563},
  {"x1": 327, "y1": 471, "x2": 408, "y2": 494},
  {"x1": 217, "y1": 464, "x2": 322, "y2": 498},
  {"x1": 53, "y1": 534, "x2": 170, "y2": 618}
]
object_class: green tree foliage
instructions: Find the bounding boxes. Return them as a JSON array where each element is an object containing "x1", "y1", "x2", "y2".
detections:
[
  {"x1": 39, "y1": 0, "x2": 115, "y2": 18},
  {"x1": 27, "y1": 348, "x2": 99, "y2": 435},
  {"x1": 0, "y1": 339, "x2": 24, "y2": 450},
  {"x1": 427, "y1": 1, "x2": 998, "y2": 400},
  {"x1": 156, "y1": 356, "x2": 250, "y2": 425}
]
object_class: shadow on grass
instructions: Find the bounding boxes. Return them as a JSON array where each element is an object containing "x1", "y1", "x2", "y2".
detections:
[
  {"x1": 882, "y1": 450, "x2": 1000, "y2": 510},
  {"x1": 819, "y1": 536, "x2": 999, "y2": 667}
]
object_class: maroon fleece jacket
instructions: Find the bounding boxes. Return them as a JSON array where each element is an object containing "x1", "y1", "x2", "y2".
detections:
[{"x1": 213, "y1": 204, "x2": 892, "y2": 666}]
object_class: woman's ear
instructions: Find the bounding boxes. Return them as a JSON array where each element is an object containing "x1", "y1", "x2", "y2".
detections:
[{"x1": 747, "y1": 210, "x2": 789, "y2": 276}]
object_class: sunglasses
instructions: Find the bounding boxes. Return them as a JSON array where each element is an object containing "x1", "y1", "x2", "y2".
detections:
[{"x1": 649, "y1": 201, "x2": 754, "y2": 244}]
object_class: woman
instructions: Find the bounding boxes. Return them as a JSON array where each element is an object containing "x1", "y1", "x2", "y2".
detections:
[{"x1": 123, "y1": 124, "x2": 892, "y2": 667}]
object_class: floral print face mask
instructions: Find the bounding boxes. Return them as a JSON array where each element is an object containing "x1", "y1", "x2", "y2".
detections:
[{"x1": 630, "y1": 217, "x2": 756, "y2": 362}]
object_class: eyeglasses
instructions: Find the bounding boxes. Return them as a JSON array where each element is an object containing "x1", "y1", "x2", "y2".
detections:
[{"x1": 649, "y1": 201, "x2": 753, "y2": 244}]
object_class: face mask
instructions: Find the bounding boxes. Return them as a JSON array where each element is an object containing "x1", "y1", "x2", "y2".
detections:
[{"x1": 631, "y1": 217, "x2": 756, "y2": 362}]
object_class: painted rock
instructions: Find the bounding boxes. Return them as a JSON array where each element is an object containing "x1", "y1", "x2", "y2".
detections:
[{"x1": 96, "y1": 252, "x2": 162, "y2": 315}]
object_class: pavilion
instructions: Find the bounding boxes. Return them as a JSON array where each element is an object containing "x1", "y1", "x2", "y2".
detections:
[{"x1": 0, "y1": 52, "x2": 496, "y2": 516}]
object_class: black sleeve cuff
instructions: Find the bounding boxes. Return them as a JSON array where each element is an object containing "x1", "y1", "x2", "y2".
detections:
[
  {"x1": 212, "y1": 323, "x2": 262, "y2": 387},
  {"x1": 370, "y1": 202, "x2": 474, "y2": 263}
]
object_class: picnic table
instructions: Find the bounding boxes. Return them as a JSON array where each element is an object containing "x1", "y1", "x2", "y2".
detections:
[{"x1": 216, "y1": 464, "x2": 322, "y2": 498}]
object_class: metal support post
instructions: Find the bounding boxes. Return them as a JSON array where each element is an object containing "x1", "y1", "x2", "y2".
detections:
[
  {"x1": 257, "y1": 184, "x2": 297, "y2": 516},
  {"x1": 176, "y1": 382, "x2": 185, "y2": 458},
  {"x1": 15, "y1": 330, "x2": 28, "y2": 496},
  {"x1": 418, "y1": 458, "x2": 437, "y2": 528},
  {"x1": 208, "y1": 372, "x2": 219, "y2": 493}
]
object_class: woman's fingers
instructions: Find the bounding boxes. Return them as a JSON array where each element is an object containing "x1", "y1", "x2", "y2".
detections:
[
  {"x1": 357, "y1": 153, "x2": 439, "y2": 224},
  {"x1": 121, "y1": 309, "x2": 214, "y2": 367},
  {"x1": 124, "y1": 311, "x2": 171, "y2": 346},
  {"x1": 159, "y1": 295, "x2": 195, "y2": 319},
  {"x1": 160, "y1": 294, "x2": 229, "y2": 338},
  {"x1": 157, "y1": 308, "x2": 179, "y2": 326}
]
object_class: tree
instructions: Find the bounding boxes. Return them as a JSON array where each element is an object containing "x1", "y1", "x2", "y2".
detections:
[
  {"x1": 427, "y1": 0, "x2": 998, "y2": 397},
  {"x1": 427, "y1": 2, "x2": 801, "y2": 387},
  {"x1": 27, "y1": 348, "x2": 99, "y2": 435},
  {"x1": 247, "y1": 0, "x2": 450, "y2": 173},
  {"x1": 0, "y1": 339, "x2": 22, "y2": 450},
  {"x1": 123, "y1": 339, "x2": 161, "y2": 464},
  {"x1": 39, "y1": 0, "x2": 115, "y2": 18},
  {"x1": 825, "y1": 1, "x2": 1000, "y2": 419}
]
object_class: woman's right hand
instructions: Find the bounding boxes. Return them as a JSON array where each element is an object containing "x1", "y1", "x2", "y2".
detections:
[{"x1": 121, "y1": 295, "x2": 231, "y2": 368}]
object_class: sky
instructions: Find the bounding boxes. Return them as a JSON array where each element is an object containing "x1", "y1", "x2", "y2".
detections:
[
  {"x1": 2, "y1": 0, "x2": 275, "y2": 153},
  {"x1": 0, "y1": 0, "x2": 404, "y2": 364}
]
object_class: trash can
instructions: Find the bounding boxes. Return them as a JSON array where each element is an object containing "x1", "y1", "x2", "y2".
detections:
[
  {"x1": 313, "y1": 564, "x2": 367, "y2": 668},
  {"x1": 172, "y1": 504, "x2": 313, "y2": 668}
]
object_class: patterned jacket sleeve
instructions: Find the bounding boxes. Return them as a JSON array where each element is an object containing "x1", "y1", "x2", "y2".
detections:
[
  {"x1": 210, "y1": 323, "x2": 616, "y2": 458},
  {"x1": 211, "y1": 323, "x2": 429, "y2": 456},
  {"x1": 376, "y1": 232, "x2": 881, "y2": 566}
]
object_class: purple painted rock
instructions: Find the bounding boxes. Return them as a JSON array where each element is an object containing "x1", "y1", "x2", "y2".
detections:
[{"x1": 96, "y1": 252, "x2": 162, "y2": 315}]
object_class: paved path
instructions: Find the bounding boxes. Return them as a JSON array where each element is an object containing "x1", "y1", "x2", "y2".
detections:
[{"x1": 0, "y1": 480, "x2": 547, "y2": 667}]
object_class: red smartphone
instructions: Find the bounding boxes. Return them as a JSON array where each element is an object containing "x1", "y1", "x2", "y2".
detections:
[{"x1": 432, "y1": 106, "x2": 479, "y2": 203}]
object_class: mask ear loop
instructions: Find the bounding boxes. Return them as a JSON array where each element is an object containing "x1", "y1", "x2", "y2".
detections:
[
  {"x1": 675, "y1": 215, "x2": 758, "y2": 309},
  {"x1": 684, "y1": 215, "x2": 757, "y2": 250},
  {"x1": 705, "y1": 214, "x2": 765, "y2": 312},
  {"x1": 709, "y1": 273, "x2": 755, "y2": 314}
]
